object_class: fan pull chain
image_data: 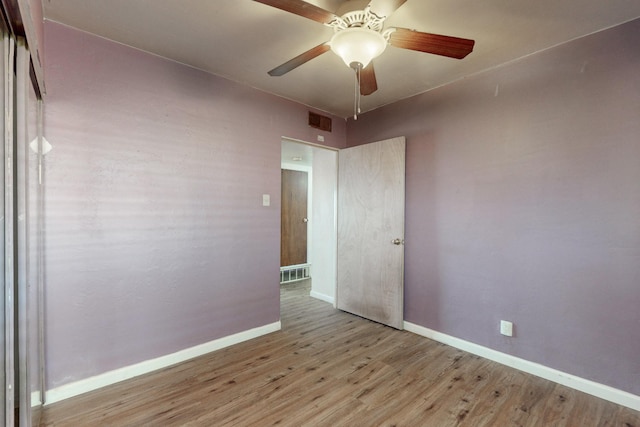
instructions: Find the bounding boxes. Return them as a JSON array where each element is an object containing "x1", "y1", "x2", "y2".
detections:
[
  {"x1": 357, "y1": 66, "x2": 362, "y2": 117},
  {"x1": 353, "y1": 66, "x2": 358, "y2": 120},
  {"x1": 353, "y1": 64, "x2": 362, "y2": 120}
]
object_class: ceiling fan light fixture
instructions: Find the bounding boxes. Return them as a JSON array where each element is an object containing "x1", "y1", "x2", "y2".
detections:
[{"x1": 330, "y1": 27, "x2": 387, "y2": 69}]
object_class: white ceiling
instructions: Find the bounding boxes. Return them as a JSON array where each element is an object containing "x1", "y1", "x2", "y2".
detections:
[{"x1": 43, "y1": 0, "x2": 640, "y2": 118}]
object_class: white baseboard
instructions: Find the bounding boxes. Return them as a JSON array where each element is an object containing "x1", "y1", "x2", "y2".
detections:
[
  {"x1": 31, "y1": 390, "x2": 42, "y2": 408},
  {"x1": 45, "y1": 321, "x2": 281, "y2": 406},
  {"x1": 310, "y1": 290, "x2": 335, "y2": 305},
  {"x1": 404, "y1": 321, "x2": 640, "y2": 412}
]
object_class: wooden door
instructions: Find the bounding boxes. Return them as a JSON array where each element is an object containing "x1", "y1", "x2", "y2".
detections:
[
  {"x1": 337, "y1": 137, "x2": 405, "y2": 329},
  {"x1": 281, "y1": 169, "x2": 308, "y2": 267}
]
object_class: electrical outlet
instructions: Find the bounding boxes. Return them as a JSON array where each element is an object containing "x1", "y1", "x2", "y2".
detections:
[{"x1": 500, "y1": 320, "x2": 513, "y2": 337}]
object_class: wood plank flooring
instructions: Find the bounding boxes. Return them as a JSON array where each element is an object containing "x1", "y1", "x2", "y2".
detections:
[{"x1": 40, "y1": 281, "x2": 640, "y2": 426}]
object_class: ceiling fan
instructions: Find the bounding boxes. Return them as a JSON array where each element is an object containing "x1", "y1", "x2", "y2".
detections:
[{"x1": 253, "y1": 0, "x2": 475, "y2": 117}]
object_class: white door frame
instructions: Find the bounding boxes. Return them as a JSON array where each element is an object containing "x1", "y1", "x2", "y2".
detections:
[{"x1": 281, "y1": 138, "x2": 338, "y2": 305}]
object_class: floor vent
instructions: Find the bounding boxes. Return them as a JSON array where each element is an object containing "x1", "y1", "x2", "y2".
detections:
[{"x1": 280, "y1": 264, "x2": 311, "y2": 284}]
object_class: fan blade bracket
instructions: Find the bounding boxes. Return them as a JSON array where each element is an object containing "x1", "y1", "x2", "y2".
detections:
[{"x1": 367, "y1": 0, "x2": 408, "y2": 19}]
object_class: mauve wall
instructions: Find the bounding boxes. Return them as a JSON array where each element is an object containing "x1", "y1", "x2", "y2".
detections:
[
  {"x1": 43, "y1": 22, "x2": 345, "y2": 389},
  {"x1": 348, "y1": 19, "x2": 640, "y2": 395}
]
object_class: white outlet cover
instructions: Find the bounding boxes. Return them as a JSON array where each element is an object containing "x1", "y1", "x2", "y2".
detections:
[{"x1": 500, "y1": 320, "x2": 513, "y2": 337}]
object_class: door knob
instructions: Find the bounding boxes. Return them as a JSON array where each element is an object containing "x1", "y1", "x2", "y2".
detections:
[
  {"x1": 392, "y1": 238, "x2": 404, "y2": 245},
  {"x1": 303, "y1": 218, "x2": 308, "y2": 223}
]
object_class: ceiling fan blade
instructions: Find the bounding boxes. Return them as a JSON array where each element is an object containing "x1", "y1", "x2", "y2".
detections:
[
  {"x1": 253, "y1": 0, "x2": 338, "y2": 24},
  {"x1": 367, "y1": 0, "x2": 408, "y2": 18},
  {"x1": 268, "y1": 43, "x2": 331, "y2": 76},
  {"x1": 359, "y1": 63, "x2": 378, "y2": 96},
  {"x1": 389, "y1": 28, "x2": 475, "y2": 59}
]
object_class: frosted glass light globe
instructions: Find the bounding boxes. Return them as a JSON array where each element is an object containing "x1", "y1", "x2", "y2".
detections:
[{"x1": 330, "y1": 28, "x2": 387, "y2": 68}]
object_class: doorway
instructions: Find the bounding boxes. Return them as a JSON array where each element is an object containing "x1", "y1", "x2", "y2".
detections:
[
  {"x1": 280, "y1": 139, "x2": 337, "y2": 305},
  {"x1": 281, "y1": 169, "x2": 308, "y2": 268},
  {"x1": 280, "y1": 166, "x2": 310, "y2": 284}
]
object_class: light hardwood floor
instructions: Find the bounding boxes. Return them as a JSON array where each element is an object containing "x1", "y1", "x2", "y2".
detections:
[{"x1": 40, "y1": 281, "x2": 639, "y2": 426}]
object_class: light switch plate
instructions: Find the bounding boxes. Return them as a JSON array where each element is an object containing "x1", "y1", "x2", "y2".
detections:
[
  {"x1": 500, "y1": 320, "x2": 513, "y2": 337},
  {"x1": 262, "y1": 194, "x2": 270, "y2": 206}
]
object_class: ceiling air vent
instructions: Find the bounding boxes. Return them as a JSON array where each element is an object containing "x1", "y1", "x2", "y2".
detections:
[{"x1": 308, "y1": 111, "x2": 332, "y2": 132}]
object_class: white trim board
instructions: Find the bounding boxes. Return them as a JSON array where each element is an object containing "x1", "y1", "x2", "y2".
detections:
[
  {"x1": 310, "y1": 290, "x2": 335, "y2": 305},
  {"x1": 45, "y1": 321, "x2": 281, "y2": 405},
  {"x1": 31, "y1": 390, "x2": 42, "y2": 408},
  {"x1": 404, "y1": 321, "x2": 640, "y2": 412}
]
